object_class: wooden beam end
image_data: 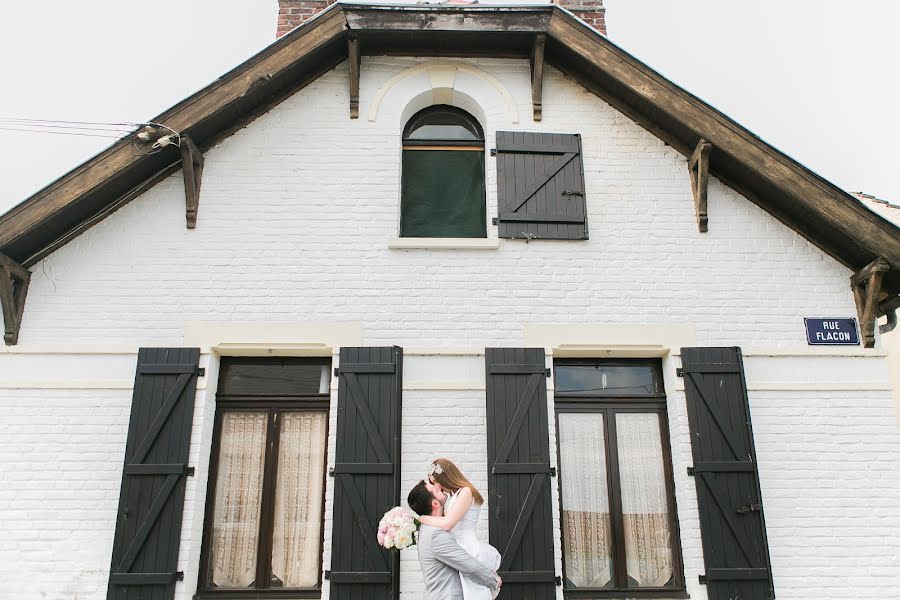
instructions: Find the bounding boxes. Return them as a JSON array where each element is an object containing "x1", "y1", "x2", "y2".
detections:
[
  {"x1": 0, "y1": 255, "x2": 30, "y2": 346},
  {"x1": 698, "y1": 214, "x2": 708, "y2": 233}
]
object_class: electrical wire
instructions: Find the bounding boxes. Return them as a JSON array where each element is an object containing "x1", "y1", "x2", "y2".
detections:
[
  {"x1": 0, "y1": 117, "x2": 143, "y2": 127},
  {"x1": 0, "y1": 122, "x2": 134, "y2": 133},
  {"x1": 0, "y1": 126, "x2": 129, "y2": 139}
]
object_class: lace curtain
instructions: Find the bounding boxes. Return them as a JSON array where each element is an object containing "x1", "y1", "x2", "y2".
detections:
[
  {"x1": 558, "y1": 413, "x2": 613, "y2": 588},
  {"x1": 271, "y1": 411, "x2": 327, "y2": 588},
  {"x1": 616, "y1": 413, "x2": 673, "y2": 587},
  {"x1": 210, "y1": 411, "x2": 268, "y2": 588}
]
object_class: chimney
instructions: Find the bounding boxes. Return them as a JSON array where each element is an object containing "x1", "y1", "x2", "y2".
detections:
[
  {"x1": 277, "y1": 0, "x2": 337, "y2": 38},
  {"x1": 556, "y1": 0, "x2": 607, "y2": 35}
]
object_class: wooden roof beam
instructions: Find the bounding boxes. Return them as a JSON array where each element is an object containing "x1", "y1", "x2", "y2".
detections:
[
  {"x1": 0, "y1": 253, "x2": 30, "y2": 345},
  {"x1": 180, "y1": 136, "x2": 204, "y2": 229},
  {"x1": 348, "y1": 35, "x2": 361, "y2": 119},
  {"x1": 530, "y1": 34, "x2": 546, "y2": 122},
  {"x1": 688, "y1": 139, "x2": 712, "y2": 232},
  {"x1": 851, "y1": 258, "x2": 891, "y2": 348}
]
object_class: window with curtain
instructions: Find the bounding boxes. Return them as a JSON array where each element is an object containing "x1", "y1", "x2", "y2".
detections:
[
  {"x1": 554, "y1": 360, "x2": 686, "y2": 598},
  {"x1": 400, "y1": 105, "x2": 486, "y2": 238},
  {"x1": 198, "y1": 358, "x2": 331, "y2": 597}
]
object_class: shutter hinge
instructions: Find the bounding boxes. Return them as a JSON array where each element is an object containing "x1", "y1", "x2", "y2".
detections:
[
  {"x1": 698, "y1": 574, "x2": 707, "y2": 585},
  {"x1": 555, "y1": 575, "x2": 562, "y2": 586},
  {"x1": 492, "y1": 217, "x2": 499, "y2": 226},
  {"x1": 737, "y1": 503, "x2": 763, "y2": 514},
  {"x1": 324, "y1": 570, "x2": 331, "y2": 580},
  {"x1": 196, "y1": 367, "x2": 206, "y2": 377},
  {"x1": 176, "y1": 571, "x2": 184, "y2": 582},
  {"x1": 687, "y1": 466, "x2": 695, "y2": 477},
  {"x1": 676, "y1": 367, "x2": 684, "y2": 377},
  {"x1": 490, "y1": 148, "x2": 497, "y2": 156},
  {"x1": 561, "y1": 190, "x2": 584, "y2": 197},
  {"x1": 549, "y1": 466, "x2": 557, "y2": 477}
]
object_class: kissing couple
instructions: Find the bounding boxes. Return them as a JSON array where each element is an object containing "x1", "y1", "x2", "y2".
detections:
[{"x1": 407, "y1": 458, "x2": 503, "y2": 600}]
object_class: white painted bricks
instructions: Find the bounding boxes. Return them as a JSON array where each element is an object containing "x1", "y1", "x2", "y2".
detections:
[{"x1": 2, "y1": 56, "x2": 898, "y2": 600}]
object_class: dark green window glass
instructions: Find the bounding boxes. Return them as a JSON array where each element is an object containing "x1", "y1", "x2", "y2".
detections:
[
  {"x1": 400, "y1": 150, "x2": 486, "y2": 237},
  {"x1": 400, "y1": 105, "x2": 486, "y2": 238}
]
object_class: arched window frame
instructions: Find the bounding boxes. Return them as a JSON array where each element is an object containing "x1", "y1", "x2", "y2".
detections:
[{"x1": 399, "y1": 105, "x2": 487, "y2": 238}]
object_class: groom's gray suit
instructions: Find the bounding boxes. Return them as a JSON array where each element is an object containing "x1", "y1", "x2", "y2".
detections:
[{"x1": 417, "y1": 524, "x2": 500, "y2": 599}]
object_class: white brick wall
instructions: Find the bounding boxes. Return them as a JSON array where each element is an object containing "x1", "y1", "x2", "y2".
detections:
[{"x1": 2, "y1": 56, "x2": 898, "y2": 600}]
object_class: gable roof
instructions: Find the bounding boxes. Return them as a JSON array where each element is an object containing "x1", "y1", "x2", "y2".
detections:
[{"x1": 1, "y1": 2, "x2": 898, "y2": 295}]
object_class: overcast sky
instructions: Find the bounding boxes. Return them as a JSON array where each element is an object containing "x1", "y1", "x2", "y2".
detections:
[{"x1": 1, "y1": 0, "x2": 897, "y2": 216}]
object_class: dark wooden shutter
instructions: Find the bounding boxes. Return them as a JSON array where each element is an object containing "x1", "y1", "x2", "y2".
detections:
[
  {"x1": 485, "y1": 348, "x2": 556, "y2": 599},
  {"x1": 681, "y1": 347, "x2": 775, "y2": 600},
  {"x1": 107, "y1": 348, "x2": 202, "y2": 600},
  {"x1": 494, "y1": 131, "x2": 587, "y2": 240},
  {"x1": 329, "y1": 347, "x2": 403, "y2": 600}
]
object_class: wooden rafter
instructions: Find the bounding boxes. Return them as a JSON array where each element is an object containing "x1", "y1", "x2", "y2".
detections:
[
  {"x1": 348, "y1": 35, "x2": 361, "y2": 119},
  {"x1": 179, "y1": 135, "x2": 204, "y2": 229},
  {"x1": 851, "y1": 258, "x2": 890, "y2": 348},
  {"x1": 530, "y1": 34, "x2": 546, "y2": 122},
  {"x1": 688, "y1": 139, "x2": 712, "y2": 232},
  {"x1": 0, "y1": 253, "x2": 30, "y2": 346}
]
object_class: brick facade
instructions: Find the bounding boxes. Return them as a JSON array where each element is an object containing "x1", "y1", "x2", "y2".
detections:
[
  {"x1": 277, "y1": 0, "x2": 336, "y2": 38},
  {"x1": 1, "y1": 57, "x2": 898, "y2": 600},
  {"x1": 555, "y1": 0, "x2": 606, "y2": 34}
]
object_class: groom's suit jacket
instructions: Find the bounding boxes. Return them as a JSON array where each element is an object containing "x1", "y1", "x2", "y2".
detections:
[{"x1": 416, "y1": 524, "x2": 500, "y2": 600}]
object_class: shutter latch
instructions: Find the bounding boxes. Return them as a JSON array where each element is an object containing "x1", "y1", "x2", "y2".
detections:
[
  {"x1": 687, "y1": 466, "x2": 695, "y2": 476},
  {"x1": 196, "y1": 367, "x2": 206, "y2": 377},
  {"x1": 737, "y1": 503, "x2": 762, "y2": 514},
  {"x1": 328, "y1": 467, "x2": 335, "y2": 477},
  {"x1": 555, "y1": 575, "x2": 562, "y2": 586},
  {"x1": 676, "y1": 367, "x2": 684, "y2": 377},
  {"x1": 549, "y1": 466, "x2": 557, "y2": 477},
  {"x1": 324, "y1": 570, "x2": 331, "y2": 580},
  {"x1": 544, "y1": 368, "x2": 551, "y2": 378},
  {"x1": 698, "y1": 574, "x2": 707, "y2": 585},
  {"x1": 176, "y1": 571, "x2": 184, "y2": 582}
]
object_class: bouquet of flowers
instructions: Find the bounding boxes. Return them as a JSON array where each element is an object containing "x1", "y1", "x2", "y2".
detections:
[{"x1": 377, "y1": 506, "x2": 420, "y2": 550}]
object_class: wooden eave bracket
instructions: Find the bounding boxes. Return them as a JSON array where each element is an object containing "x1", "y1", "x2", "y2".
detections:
[
  {"x1": 530, "y1": 34, "x2": 546, "y2": 122},
  {"x1": 0, "y1": 253, "x2": 30, "y2": 346},
  {"x1": 348, "y1": 35, "x2": 360, "y2": 119},
  {"x1": 851, "y1": 258, "x2": 891, "y2": 348},
  {"x1": 688, "y1": 139, "x2": 712, "y2": 232},
  {"x1": 180, "y1": 135, "x2": 204, "y2": 229}
]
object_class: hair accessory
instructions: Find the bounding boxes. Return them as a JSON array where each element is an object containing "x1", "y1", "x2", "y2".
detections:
[{"x1": 427, "y1": 462, "x2": 444, "y2": 476}]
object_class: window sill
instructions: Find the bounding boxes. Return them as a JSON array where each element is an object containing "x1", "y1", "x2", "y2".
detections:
[{"x1": 388, "y1": 237, "x2": 500, "y2": 250}]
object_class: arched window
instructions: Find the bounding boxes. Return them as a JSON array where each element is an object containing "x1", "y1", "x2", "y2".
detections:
[{"x1": 400, "y1": 105, "x2": 486, "y2": 238}]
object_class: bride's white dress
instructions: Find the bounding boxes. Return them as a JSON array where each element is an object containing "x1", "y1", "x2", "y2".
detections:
[{"x1": 445, "y1": 490, "x2": 502, "y2": 600}]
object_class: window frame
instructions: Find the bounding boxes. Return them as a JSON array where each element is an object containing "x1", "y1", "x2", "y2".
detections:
[
  {"x1": 399, "y1": 104, "x2": 487, "y2": 238},
  {"x1": 554, "y1": 359, "x2": 687, "y2": 599},
  {"x1": 196, "y1": 358, "x2": 331, "y2": 600}
]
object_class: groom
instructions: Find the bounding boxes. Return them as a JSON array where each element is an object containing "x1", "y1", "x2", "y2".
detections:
[{"x1": 407, "y1": 480, "x2": 502, "y2": 599}]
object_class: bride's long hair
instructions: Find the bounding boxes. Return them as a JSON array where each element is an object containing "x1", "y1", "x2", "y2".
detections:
[{"x1": 428, "y1": 458, "x2": 485, "y2": 505}]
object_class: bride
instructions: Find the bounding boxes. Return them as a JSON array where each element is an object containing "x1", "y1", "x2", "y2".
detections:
[{"x1": 418, "y1": 458, "x2": 502, "y2": 600}]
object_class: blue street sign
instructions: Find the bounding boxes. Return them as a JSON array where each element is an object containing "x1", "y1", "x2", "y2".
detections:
[{"x1": 804, "y1": 317, "x2": 860, "y2": 345}]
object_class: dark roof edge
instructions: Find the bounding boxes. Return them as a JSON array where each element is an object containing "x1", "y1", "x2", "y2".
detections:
[{"x1": 0, "y1": 3, "x2": 897, "y2": 297}]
